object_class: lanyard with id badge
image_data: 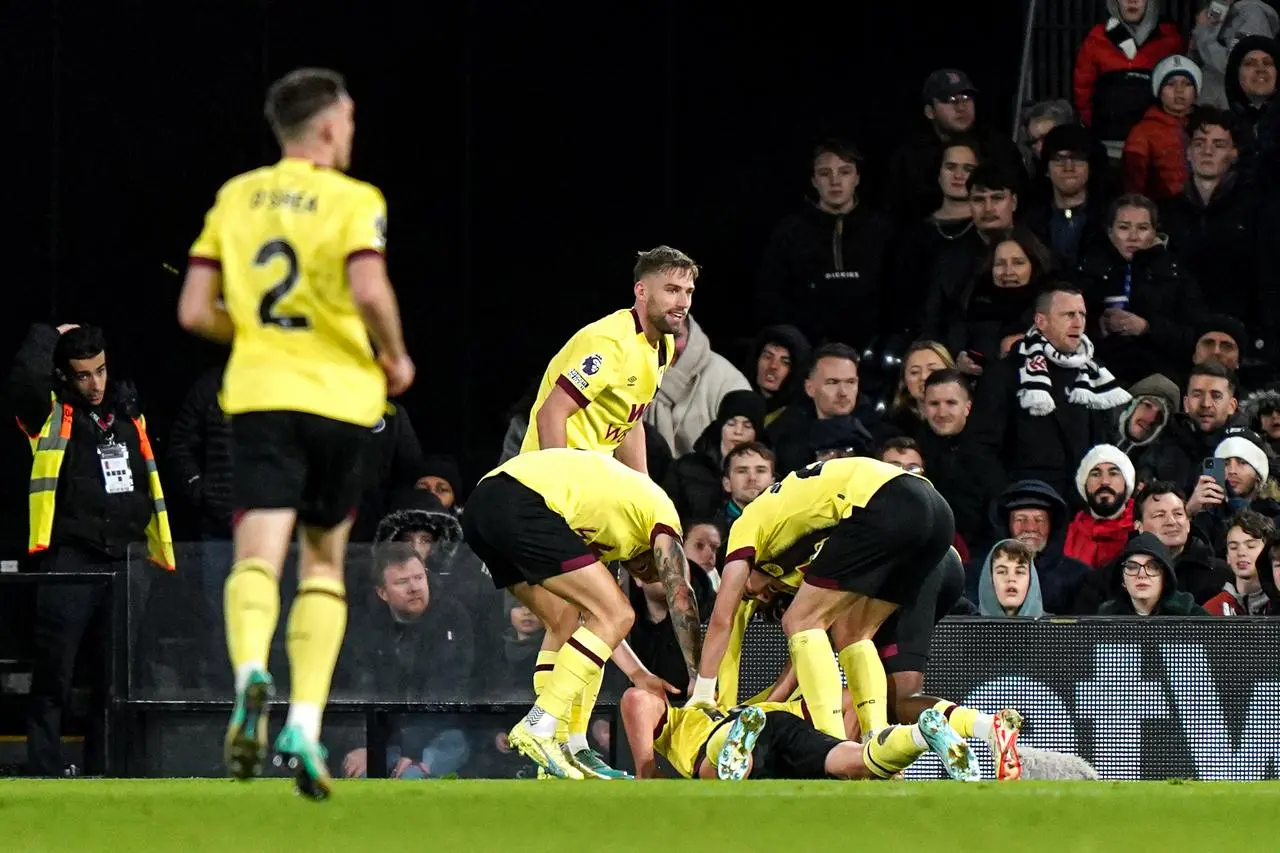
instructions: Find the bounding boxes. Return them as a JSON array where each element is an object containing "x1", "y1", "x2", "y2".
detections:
[{"x1": 94, "y1": 412, "x2": 135, "y2": 495}]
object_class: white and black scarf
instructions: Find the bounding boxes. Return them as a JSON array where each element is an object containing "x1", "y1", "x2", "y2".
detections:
[{"x1": 1016, "y1": 328, "x2": 1131, "y2": 416}]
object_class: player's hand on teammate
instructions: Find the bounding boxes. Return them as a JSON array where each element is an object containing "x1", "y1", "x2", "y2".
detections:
[
  {"x1": 379, "y1": 352, "x2": 416, "y2": 397},
  {"x1": 632, "y1": 671, "x2": 681, "y2": 700}
]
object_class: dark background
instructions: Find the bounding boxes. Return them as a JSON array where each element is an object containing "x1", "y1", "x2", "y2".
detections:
[{"x1": 2, "y1": 0, "x2": 1026, "y2": 554}]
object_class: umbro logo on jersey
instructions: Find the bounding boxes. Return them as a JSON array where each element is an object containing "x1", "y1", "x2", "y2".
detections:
[{"x1": 627, "y1": 376, "x2": 637, "y2": 386}]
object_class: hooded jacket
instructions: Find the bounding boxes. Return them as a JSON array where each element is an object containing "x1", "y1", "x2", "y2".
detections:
[
  {"x1": 1225, "y1": 34, "x2": 1280, "y2": 147},
  {"x1": 1096, "y1": 532, "x2": 1209, "y2": 614},
  {"x1": 645, "y1": 315, "x2": 752, "y2": 458},
  {"x1": 1192, "y1": 0, "x2": 1280, "y2": 109},
  {"x1": 977, "y1": 539, "x2": 1046, "y2": 617},
  {"x1": 744, "y1": 325, "x2": 813, "y2": 426},
  {"x1": 1241, "y1": 385, "x2": 1280, "y2": 454},
  {"x1": 666, "y1": 390, "x2": 769, "y2": 523},
  {"x1": 1114, "y1": 373, "x2": 1179, "y2": 457},
  {"x1": 1074, "y1": 0, "x2": 1185, "y2": 140}
]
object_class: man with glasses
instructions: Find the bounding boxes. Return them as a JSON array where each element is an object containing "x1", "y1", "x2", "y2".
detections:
[{"x1": 1024, "y1": 123, "x2": 1108, "y2": 268}]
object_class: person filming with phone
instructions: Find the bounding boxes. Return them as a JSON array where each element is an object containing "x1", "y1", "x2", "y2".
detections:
[
  {"x1": 1187, "y1": 426, "x2": 1280, "y2": 553},
  {"x1": 1137, "y1": 362, "x2": 1244, "y2": 497}
]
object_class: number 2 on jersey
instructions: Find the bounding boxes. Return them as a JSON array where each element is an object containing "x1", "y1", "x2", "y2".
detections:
[
  {"x1": 768, "y1": 460, "x2": 826, "y2": 494},
  {"x1": 255, "y1": 238, "x2": 310, "y2": 329}
]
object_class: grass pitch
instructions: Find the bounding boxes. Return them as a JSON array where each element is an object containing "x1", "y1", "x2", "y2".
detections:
[{"x1": 5, "y1": 778, "x2": 1280, "y2": 852}]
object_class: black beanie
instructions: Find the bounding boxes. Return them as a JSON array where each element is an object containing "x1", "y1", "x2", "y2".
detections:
[
  {"x1": 1041, "y1": 123, "x2": 1093, "y2": 158},
  {"x1": 421, "y1": 453, "x2": 462, "y2": 492},
  {"x1": 716, "y1": 390, "x2": 767, "y2": 439}
]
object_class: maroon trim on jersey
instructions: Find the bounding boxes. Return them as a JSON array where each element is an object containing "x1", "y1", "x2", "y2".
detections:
[
  {"x1": 188, "y1": 255, "x2": 221, "y2": 271},
  {"x1": 649, "y1": 523, "x2": 679, "y2": 548},
  {"x1": 554, "y1": 374, "x2": 590, "y2": 408},
  {"x1": 879, "y1": 643, "x2": 899, "y2": 661},
  {"x1": 724, "y1": 546, "x2": 756, "y2": 569},
  {"x1": 800, "y1": 699, "x2": 811, "y2": 723},
  {"x1": 803, "y1": 574, "x2": 840, "y2": 589},
  {"x1": 653, "y1": 706, "x2": 669, "y2": 740},
  {"x1": 561, "y1": 552, "x2": 598, "y2": 572},
  {"x1": 630, "y1": 307, "x2": 644, "y2": 334},
  {"x1": 346, "y1": 248, "x2": 383, "y2": 264}
]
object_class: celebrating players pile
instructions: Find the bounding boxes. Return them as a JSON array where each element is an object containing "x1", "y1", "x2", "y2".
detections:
[{"x1": 179, "y1": 66, "x2": 1025, "y2": 797}]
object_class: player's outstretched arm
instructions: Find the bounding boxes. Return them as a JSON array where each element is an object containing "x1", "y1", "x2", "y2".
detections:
[
  {"x1": 653, "y1": 533, "x2": 702, "y2": 684},
  {"x1": 620, "y1": 687, "x2": 665, "y2": 779},
  {"x1": 349, "y1": 254, "x2": 414, "y2": 396},
  {"x1": 689, "y1": 558, "x2": 751, "y2": 706},
  {"x1": 177, "y1": 265, "x2": 234, "y2": 343},
  {"x1": 764, "y1": 659, "x2": 798, "y2": 703},
  {"x1": 613, "y1": 641, "x2": 680, "y2": 699}
]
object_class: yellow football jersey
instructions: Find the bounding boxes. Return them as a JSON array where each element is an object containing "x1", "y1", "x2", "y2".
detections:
[
  {"x1": 725, "y1": 457, "x2": 913, "y2": 587},
  {"x1": 188, "y1": 157, "x2": 387, "y2": 427},
  {"x1": 520, "y1": 309, "x2": 673, "y2": 454},
  {"x1": 655, "y1": 700, "x2": 805, "y2": 778},
  {"x1": 483, "y1": 448, "x2": 681, "y2": 563}
]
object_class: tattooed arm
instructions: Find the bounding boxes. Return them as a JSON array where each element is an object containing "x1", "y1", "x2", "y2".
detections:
[{"x1": 652, "y1": 532, "x2": 703, "y2": 682}]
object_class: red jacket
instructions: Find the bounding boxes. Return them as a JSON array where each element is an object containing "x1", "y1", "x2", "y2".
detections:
[
  {"x1": 1123, "y1": 106, "x2": 1188, "y2": 200},
  {"x1": 1064, "y1": 501, "x2": 1135, "y2": 570},
  {"x1": 1074, "y1": 20, "x2": 1183, "y2": 137}
]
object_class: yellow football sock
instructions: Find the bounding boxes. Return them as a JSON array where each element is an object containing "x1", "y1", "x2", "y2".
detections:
[
  {"x1": 285, "y1": 576, "x2": 348, "y2": 712},
  {"x1": 839, "y1": 640, "x2": 888, "y2": 737},
  {"x1": 934, "y1": 700, "x2": 981, "y2": 738},
  {"x1": 788, "y1": 629, "x2": 844, "y2": 739},
  {"x1": 862, "y1": 724, "x2": 927, "y2": 778},
  {"x1": 569, "y1": 666, "x2": 605, "y2": 740},
  {"x1": 532, "y1": 650, "x2": 558, "y2": 695},
  {"x1": 529, "y1": 627, "x2": 612, "y2": 731},
  {"x1": 224, "y1": 558, "x2": 280, "y2": 680}
]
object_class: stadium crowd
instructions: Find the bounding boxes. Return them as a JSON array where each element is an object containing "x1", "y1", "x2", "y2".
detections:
[{"x1": 11, "y1": 0, "x2": 1280, "y2": 779}]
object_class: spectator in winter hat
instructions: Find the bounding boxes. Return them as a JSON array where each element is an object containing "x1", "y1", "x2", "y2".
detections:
[
  {"x1": 1097, "y1": 531, "x2": 1209, "y2": 615},
  {"x1": 1124, "y1": 55, "x2": 1203, "y2": 198},
  {"x1": 1065, "y1": 443, "x2": 1137, "y2": 569},
  {"x1": 1191, "y1": 314, "x2": 1247, "y2": 373},
  {"x1": 1193, "y1": 2, "x2": 1280, "y2": 110},
  {"x1": 1115, "y1": 373, "x2": 1179, "y2": 457},
  {"x1": 1241, "y1": 382, "x2": 1280, "y2": 455},
  {"x1": 417, "y1": 453, "x2": 462, "y2": 511},
  {"x1": 1189, "y1": 425, "x2": 1280, "y2": 551}
]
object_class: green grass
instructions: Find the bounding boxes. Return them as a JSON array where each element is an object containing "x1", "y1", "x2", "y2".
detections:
[{"x1": 5, "y1": 779, "x2": 1280, "y2": 852}]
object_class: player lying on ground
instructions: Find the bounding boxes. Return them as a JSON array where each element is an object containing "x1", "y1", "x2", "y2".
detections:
[
  {"x1": 462, "y1": 448, "x2": 703, "y2": 780},
  {"x1": 689, "y1": 456, "x2": 1021, "y2": 778},
  {"x1": 621, "y1": 688, "x2": 977, "y2": 781}
]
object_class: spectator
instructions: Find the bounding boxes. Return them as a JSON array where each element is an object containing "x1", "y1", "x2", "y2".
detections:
[
  {"x1": 417, "y1": 453, "x2": 462, "y2": 512},
  {"x1": 645, "y1": 314, "x2": 751, "y2": 458},
  {"x1": 744, "y1": 325, "x2": 812, "y2": 428},
  {"x1": 1074, "y1": 0, "x2": 1185, "y2": 160},
  {"x1": 976, "y1": 539, "x2": 1045, "y2": 618},
  {"x1": 11, "y1": 323, "x2": 175, "y2": 777},
  {"x1": 1188, "y1": 426, "x2": 1280, "y2": 550},
  {"x1": 1242, "y1": 383, "x2": 1280, "y2": 455},
  {"x1": 1190, "y1": 0, "x2": 1279, "y2": 109},
  {"x1": 666, "y1": 391, "x2": 767, "y2": 522},
  {"x1": 682, "y1": 520, "x2": 724, "y2": 607},
  {"x1": 1024, "y1": 124, "x2": 1110, "y2": 268},
  {"x1": 1225, "y1": 35, "x2": 1280, "y2": 150},
  {"x1": 1132, "y1": 481, "x2": 1230, "y2": 602},
  {"x1": 1018, "y1": 99, "x2": 1079, "y2": 176},
  {"x1": 1204, "y1": 510, "x2": 1276, "y2": 614},
  {"x1": 1064, "y1": 444, "x2": 1137, "y2": 570},
  {"x1": 713, "y1": 442, "x2": 777, "y2": 534},
  {"x1": 975, "y1": 480, "x2": 1091, "y2": 614},
  {"x1": 1138, "y1": 362, "x2": 1243, "y2": 492},
  {"x1": 1096, "y1": 532, "x2": 1209, "y2": 614},
  {"x1": 1073, "y1": 193, "x2": 1206, "y2": 386},
  {"x1": 883, "y1": 340, "x2": 955, "y2": 439},
  {"x1": 1191, "y1": 316, "x2": 1246, "y2": 376},
  {"x1": 1123, "y1": 55, "x2": 1202, "y2": 199},
  {"x1": 482, "y1": 593, "x2": 545, "y2": 696},
  {"x1": 767, "y1": 343, "x2": 876, "y2": 476},
  {"x1": 886, "y1": 68, "x2": 1024, "y2": 225},
  {"x1": 878, "y1": 436, "x2": 971, "y2": 563},
  {"x1": 755, "y1": 139, "x2": 893, "y2": 350},
  {"x1": 968, "y1": 285, "x2": 1131, "y2": 500},
  {"x1": 1115, "y1": 373, "x2": 1180, "y2": 459},
  {"x1": 917, "y1": 369, "x2": 1002, "y2": 547}
]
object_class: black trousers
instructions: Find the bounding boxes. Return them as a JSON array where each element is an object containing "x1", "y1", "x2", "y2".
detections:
[{"x1": 26, "y1": 545, "x2": 123, "y2": 777}]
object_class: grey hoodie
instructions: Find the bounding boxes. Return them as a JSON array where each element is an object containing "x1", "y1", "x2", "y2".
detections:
[
  {"x1": 977, "y1": 539, "x2": 1047, "y2": 618},
  {"x1": 1108, "y1": 0, "x2": 1161, "y2": 47},
  {"x1": 1192, "y1": 0, "x2": 1280, "y2": 109}
]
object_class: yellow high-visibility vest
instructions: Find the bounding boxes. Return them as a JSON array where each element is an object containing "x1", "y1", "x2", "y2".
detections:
[{"x1": 22, "y1": 394, "x2": 175, "y2": 570}]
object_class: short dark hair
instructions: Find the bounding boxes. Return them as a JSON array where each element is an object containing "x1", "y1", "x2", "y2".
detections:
[
  {"x1": 371, "y1": 541, "x2": 422, "y2": 587},
  {"x1": 1188, "y1": 106, "x2": 1238, "y2": 143},
  {"x1": 1034, "y1": 284, "x2": 1083, "y2": 314},
  {"x1": 991, "y1": 539, "x2": 1035, "y2": 567},
  {"x1": 811, "y1": 138, "x2": 863, "y2": 168},
  {"x1": 1227, "y1": 509, "x2": 1275, "y2": 541},
  {"x1": 633, "y1": 245, "x2": 699, "y2": 283},
  {"x1": 1188, "y1": 361, "x2": 1238, "y2": 397},
  {"x1": 1107, "y1": 193, "x2": 1159, "y2": 230},
  {"x1": 879, "y1": 436, "x2": 921, "y2": 458},
  {"x1": 941, "y1": 135, "x2": 982, "y2": 163},
  {"x1": 265, "y1": 68, "x2": 347, "y2": 142},
  {"x1": 923, "y1": 367, "x2": 971, "y2": 398},
  {"x1": 1133, "y1": 480, "x2": 1185, "y2": 518},
  {"x1": 53, "y1": 325, "x2": 107, "y2": 373},
  {"x1": 723, "y1": 441, "x2": 776, "y2": 477},
  {"x1": 966, "y1": 163, "x2": 1019, "y2": 195},
  {"x1": 808, "y1": 342, "x2": 860, "y2": 375}
]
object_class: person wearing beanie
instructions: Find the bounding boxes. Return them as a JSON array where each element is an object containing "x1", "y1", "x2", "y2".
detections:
[
  {"x1": 1241, "y1": 382, "x2": 1280, "y2": 455},
  {"x1": 1064, "y1": 444, "x2": 1138, "y2": 569},
  {"x1": 1224, "y1": 35, "x2": 1280, "y2": 146},
  {"x1": 1097, "y1": 531, "x2": 1209, "y2": 615},
  {"x1": 1123, "y1": 55, "x2": 1202, "y2": 198},
  {"x1": 418, "y1": 453, "x2": 463, "y2": 512},
  {"x1": 1192, "y1": 0, "x2": 1279, "y2": 110},
  {"x1": 1022, "y1": 123, "x2": 1110, "y2": 268},
  {"x1": 1192, "y1": 314, "x2": 1247, "y2": 374},
  {"x1": 1115, "y1": 373, "x2": 1179, "y2": 455},
  {"x1": 666, "y1": 390, "x2": 770, "y2": 522},
  {"x1": 1188, "y1": 425, "x2": 1280, "y2": 552}
]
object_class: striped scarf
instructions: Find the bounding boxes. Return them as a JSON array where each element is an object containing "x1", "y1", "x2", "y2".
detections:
[{"x1": 1016, "y1": 328, "x2": 1131, "y2": 416}]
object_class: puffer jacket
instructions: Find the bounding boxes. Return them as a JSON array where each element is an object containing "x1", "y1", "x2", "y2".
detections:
[{"x1": 1123, "y1": 105, "x2": 1189, "y2": 199}]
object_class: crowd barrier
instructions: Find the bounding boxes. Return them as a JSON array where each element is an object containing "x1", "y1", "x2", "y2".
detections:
[{"x1": 5, "y1": 544, "x2": 1277, "y2": 780}]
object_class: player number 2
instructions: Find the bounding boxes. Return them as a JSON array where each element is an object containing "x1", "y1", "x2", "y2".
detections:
[{"x1": 255, "y1": 238, "x2": 310, "y2": 329}]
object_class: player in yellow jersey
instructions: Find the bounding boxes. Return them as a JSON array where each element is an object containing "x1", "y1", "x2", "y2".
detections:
[
  {"x1": 461, "y1": 449, "x2": 703, "y2": 779},
  {"x1": 177, "y1": 68, "x2": 414, "y2": 800},
  {"x1": 517, "y1": 246, "x2": 696, "y2": 778},
  {"x1": 620, "y1": 685, "x2": 964, "y2": 782}
]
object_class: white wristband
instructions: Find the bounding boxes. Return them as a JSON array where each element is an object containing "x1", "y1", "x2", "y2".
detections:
[{"x1": 692, "y1": 675, "x2": 717, "y2": 704}]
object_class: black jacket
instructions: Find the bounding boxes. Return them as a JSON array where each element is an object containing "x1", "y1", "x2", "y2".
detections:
[
  {"x1": 766, "y1": 403, "x2": 877, "y2": 478},
  {"x1": 1134, "y1": 412, "x2": 1243, "y2": 496},
  {"x1": 344, "y1": 596, "x2": 476, "y2": 700},
  {"x1": 916, "y1": 428, "x2": 1003, "y2": 546},
  {"x1": 10, "y1": 324, "x2": 153, "y2": 561},
  {"x1": 755, "y1": 203, "x2": 893, "y2": 349},
  {"x1": 885, "y1": 124, "x2": 1026, "y2": 226},
  {"x1": 1022, "y1": 195, "x2": 1110, "y2": 269},
  {"x1": 168, "y1": 364, "x2": 233, "y2": 537}
]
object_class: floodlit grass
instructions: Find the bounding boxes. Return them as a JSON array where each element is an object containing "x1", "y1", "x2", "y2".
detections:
[{"x1": 5, "y1": 778, "x2": 1280, "y2": 852}]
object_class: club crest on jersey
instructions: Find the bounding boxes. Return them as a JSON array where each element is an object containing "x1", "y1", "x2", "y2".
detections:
[
  {"x1": 371, "y1": 417, "x2": 386, "y2": 434},
  {"x1": 582, "y1": 354, "x2": 602, "y2": 375}
]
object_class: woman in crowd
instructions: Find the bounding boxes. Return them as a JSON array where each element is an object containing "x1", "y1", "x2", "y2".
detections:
[{"x1": 884, "y1": 340, "x2": 956, "y2": 438}]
